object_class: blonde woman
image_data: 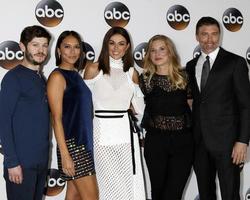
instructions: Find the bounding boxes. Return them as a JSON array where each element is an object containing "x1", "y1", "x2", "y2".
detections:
[{"x1": 139, "y1": 35, "x2": 193, "y2": 200}]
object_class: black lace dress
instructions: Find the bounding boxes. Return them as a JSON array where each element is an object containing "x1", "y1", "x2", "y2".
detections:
[
  {"x1": 139, "y1": 73, "x2": 193, "y2": 200},
  {"x1": 139, "y1": 73, "x2": 192, "y2": 132}
]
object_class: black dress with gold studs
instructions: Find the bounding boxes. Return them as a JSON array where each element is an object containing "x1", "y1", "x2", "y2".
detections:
[{"x1": 54, "y1": 68, "x2": 95, "y2": 181}]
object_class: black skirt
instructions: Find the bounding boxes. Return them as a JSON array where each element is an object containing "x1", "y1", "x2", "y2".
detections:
[{"x1": 57, "y1": 137, "x2": 95, "y2": 181}]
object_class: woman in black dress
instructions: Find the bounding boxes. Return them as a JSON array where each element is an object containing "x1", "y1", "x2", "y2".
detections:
[
  {"x1": 47, "y1": 31, "x2": 99, "y2": 200},
  {"x1": 139, "y1": 35, "x2": 193, "y2": 200}
]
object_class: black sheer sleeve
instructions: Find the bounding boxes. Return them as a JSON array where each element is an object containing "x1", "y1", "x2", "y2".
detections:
[
  {"x1": 182, "y1": 69, "x2": 192, "y2": 99},
  {"x1": 138, "y1": 74, "x2": 146, "y2": 95}
]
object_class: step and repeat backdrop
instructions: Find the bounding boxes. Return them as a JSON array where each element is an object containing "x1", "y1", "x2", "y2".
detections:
[{"x1": 0, "y1": 0, "x2": 250, "y2": 199}]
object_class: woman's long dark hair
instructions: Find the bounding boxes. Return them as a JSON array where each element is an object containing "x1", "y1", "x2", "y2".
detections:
[
  {"x1": 98, "y1": 27, "x2": 133, "y2": 74},
  {"x1": 55, "y1": 30, "x2": 86, "y2": 71}
]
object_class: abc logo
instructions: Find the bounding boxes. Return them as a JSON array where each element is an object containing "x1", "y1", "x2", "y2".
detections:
[
  {"x1": 246, "y1": 47, "x2": 250, "y2": 65},
  {"x1": 35, "y1": 0, "x2": 64, "y2": 27},
  {"x1": 166, "y1": 5, "x2": 190, "y2": 30},
  {"x1": 245, "y1": 188, "x2": 250, "y2": 200},
  {"x1": 193, "y1": 45, "x2": 201, "y2": 58},
  {"x1": 133, "y1": 42, "x2": 147, "y2": 68},
  {"x1": 44, "y1": 168, "x2": 66, "y2": 196},
  {"x1": 222, "y1": 8, "x2": 243, "y2": 32},
  {"x1": 82, "y1": 42, "x2": 95, "y2": 63},
  {"x1": 0, "y1": 41, "x2": 23, "y2": 70},
  {"x1": 104, "y1": 2, "x2": 130, "y2": 27}
]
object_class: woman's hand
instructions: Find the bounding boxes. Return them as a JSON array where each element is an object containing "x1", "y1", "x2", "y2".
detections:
[{"x1": 62, "y1": 153, "x2": 75, "y2": 177}]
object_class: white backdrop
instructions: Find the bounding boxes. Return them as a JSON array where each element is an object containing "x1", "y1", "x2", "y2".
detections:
[{"x1": 0, "y1": 0, "x2": 250, "y2": 199}]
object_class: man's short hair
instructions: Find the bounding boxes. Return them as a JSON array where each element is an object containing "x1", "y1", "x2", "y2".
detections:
[
  {"x1": 196, "y1": 16, "x2": 221, "y2": 34},
  {"x1": 20, "y1": 25, "x2": 51, "y2": 47}
]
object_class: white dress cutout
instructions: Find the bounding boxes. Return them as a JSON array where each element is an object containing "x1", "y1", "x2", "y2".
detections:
[{"x1": 85, "y1": 57, "x2": 145, "y2": 200}]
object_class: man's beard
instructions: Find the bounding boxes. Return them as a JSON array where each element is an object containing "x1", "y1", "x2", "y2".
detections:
[{"x1": 25, "y1": 51, "x2": 47, "y2": 66}]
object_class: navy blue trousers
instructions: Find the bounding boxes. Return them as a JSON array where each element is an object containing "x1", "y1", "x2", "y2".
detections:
[{"x1": 4, "y1": 167, "x2": 47, "y2": 200}]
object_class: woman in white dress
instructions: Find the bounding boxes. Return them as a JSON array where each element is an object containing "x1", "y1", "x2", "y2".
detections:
[{"x1": 84, "y1": 27, "x2": 146, "y2": 200}]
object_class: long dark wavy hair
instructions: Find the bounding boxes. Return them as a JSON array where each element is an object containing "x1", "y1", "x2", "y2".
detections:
[
  {"x1": 98, "y1": 27, "x2": 133, "y2": 74},
  {"x1": 55, "y1": 30, "x2": 86, "y2": 71}
]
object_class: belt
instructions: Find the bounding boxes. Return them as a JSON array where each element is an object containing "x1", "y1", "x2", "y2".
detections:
[
  {"x1": 94, "y1": 109, "x2": 140, "y2": 174},
  {"x1": 95, "y1": 110, "x2": 127, "y2": 118}
]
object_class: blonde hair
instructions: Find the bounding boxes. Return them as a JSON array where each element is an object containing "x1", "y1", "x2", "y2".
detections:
[{"x1": 143, "y1": 35, "x2": 187, "y2": 89}]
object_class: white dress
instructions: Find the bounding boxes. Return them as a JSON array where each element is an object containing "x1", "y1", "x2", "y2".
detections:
[{"x1": 85, "y1": 57, "x2": 146, "y2": 200}]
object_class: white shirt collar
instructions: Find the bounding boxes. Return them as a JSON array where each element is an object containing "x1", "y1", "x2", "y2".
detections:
[{"x1": 201, "y1": 47, "x2": 220, "y2": 64}]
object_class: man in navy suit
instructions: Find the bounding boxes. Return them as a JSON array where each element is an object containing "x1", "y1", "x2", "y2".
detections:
[
  {"x1": 186, "y1": 16, "x2": 250, "y2": 200},
  {"x1": 0, "y1": 25, "x2": 51, "y2": 200}
]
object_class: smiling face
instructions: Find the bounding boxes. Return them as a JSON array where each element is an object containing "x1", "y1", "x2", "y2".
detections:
[
  {"x1": 57, "y1": 35, "x2": 81, "y2": 67},
  {"x1": 108, "y1": 34, "x2": 130, "y2": 60},
  {"x1": 21, "y1": 37, "x2": 49, "y2": 66},
  {"x1": 149, "y1": 39, "x2": 170, "y2": 68},
  {"x1": 196, "y1": 24, "x2": 220, "y2": 54}
]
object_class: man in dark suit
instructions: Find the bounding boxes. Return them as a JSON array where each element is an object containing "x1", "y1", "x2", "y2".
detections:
[{"x1": 186, "y1": 16, "x2": 250, "y2": 200}]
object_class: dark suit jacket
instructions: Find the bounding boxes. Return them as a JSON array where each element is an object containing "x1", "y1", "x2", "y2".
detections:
[{"x1": 186, "y1": 47, "x2": 250, "y2": 152}]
